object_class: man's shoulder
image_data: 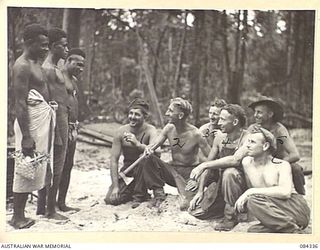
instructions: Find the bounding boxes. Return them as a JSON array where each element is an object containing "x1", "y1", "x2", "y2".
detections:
[
  {"x1": 271, "y1": 122, "x2": 289, "y2": 137},
  {"x1": 242, "y1": 156, "x2": 253, "y2": 167},
  {"x1": 144, "y1": 123, "x2": 157, "y2": 132},
  {"x1": 13, "y1": 57, "x2": 30, "y2": 71},
  {"x1": 199, "y1": 123, "x2": 210, "y2": 132}
]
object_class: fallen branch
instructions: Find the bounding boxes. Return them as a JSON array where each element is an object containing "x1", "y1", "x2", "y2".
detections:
[
  {"x1": 79, "y1": 127, "x2": 113, "y2": 144},
  {"x1": 77, "y1": 134, "x2": 112, "y2": 147}
]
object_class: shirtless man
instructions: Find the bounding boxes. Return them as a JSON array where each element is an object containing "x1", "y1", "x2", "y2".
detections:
[
  {"x1": 11, "y1": 24, "x2": 50, "y2": 229},
  {"x1": 104, "y1": 99, "x2": 159, "y2": 208},
  {"x1": 235, "y1": 126, "x2": 310, "y2": 233},
  {"x1": 189, "y1": 104, "x2": 249, "y2": 231},
  {"x1": 248, "y1": 97, "x2": 305, "y2": 195},
  {"x1": 199, "y1": 98, "x2": 226, "y2": 146},
  {"x1": 39, "y1": 28, "x2": 69, "y2": 220},
  {"x1": 139, "y1": 97, "x2": 211, "y2": 210},
  {"x1": 57, "y1": 48, "x2": 85, "y2": 212}
]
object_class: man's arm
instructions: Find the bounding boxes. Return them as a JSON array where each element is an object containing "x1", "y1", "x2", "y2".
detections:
[
  {"x1": 13, "y1": 62, "x2": 35, "y2": 156},
  {"x1": 145, "y1": 124, "x2": 170, "y2": 155},
  {"x1": 190, "y1": 143, "x2": 248, "y2": 180},
  {"x1": 197, "y1": 132, "x2": 211, "y2": 159},
  {"x1": 235, "y1": 158, "x2": 293, "y2": 212},
  {"x1": 110, "y1": 130, "x2": 122, "y2": 189},
  {"x1": 276, "y1": 126, "x2": 300, "y2": 163}
]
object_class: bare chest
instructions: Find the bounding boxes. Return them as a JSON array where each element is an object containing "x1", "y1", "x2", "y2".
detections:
[
  {"x1": 29, "y1": 63, "x2": 49, "y2": 100},
  {"x1": 168, "y1": 131, "x2": 198, "y2": 154}
]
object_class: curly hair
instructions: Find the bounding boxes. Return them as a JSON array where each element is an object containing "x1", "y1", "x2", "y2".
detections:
[{"x1": 222, "y1": 104, "x2": 247, "y2": 127}]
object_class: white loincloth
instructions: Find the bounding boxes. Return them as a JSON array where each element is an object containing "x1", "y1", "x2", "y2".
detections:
[{"x1": 13, "y1": 89, "x2": 56, "y2": 193}]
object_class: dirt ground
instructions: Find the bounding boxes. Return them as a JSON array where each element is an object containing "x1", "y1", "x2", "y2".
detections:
[{"x1": 5, "y1": 123, "x2": 313, "y2": 233}]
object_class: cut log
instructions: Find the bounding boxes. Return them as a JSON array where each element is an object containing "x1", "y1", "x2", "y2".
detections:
[
  {"x1": 77, "y1": 134, "x2": 112, "y2": 147},
  {"x1": 79, "y1": 127, "x2": 113, "y2": 144}
]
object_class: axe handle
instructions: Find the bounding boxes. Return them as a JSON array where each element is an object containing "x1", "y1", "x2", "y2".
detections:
[{"x1": 121, "y1": 153, "x2": 146, "y2": 176}]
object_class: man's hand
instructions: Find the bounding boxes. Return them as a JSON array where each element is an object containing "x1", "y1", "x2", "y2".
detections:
[
  {"x1": 109, "y1": 186, "x2": 120, "y2": 204},
  {"x1": 189, "y1": 191, "x2": 204, "y2": 210},
  {"x1": 190, "y1": 163, "x2": 206, "y2": 180},
  {"x1": 123, "y1": 132, "x2": 139, "y2": 146},
  {"x1": 185, "y1": 179, "x2": 198, "y2": 192},
  {"x1": 144, "y1": 146, "x2": 154, "y2": 158},
  {"x1": 234, "y1": 191, "x2": 250, "y2": 213},
  {"x1": 21, "y1": 136, "x2": 35, "y2": 157}
]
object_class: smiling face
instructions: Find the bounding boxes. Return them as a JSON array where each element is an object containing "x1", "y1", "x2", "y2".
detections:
[
  {"x1": 66, "y1": 55, "x2": 85, "y2": 77},
  {"x1": 208, "y1": 106, "x2": 222, "y2": 125},
  {"x1": 165, "y1": 103, "x2": 184, "y2": 124},
  {"x1": 218, "y1": 109, "x2": 236, "y2": 134},
  {"x1": 128, "y1": 108, "x2": 145, "y2": 128},
  {"x1": 253, "y1": 105, "x2": 273, "y2": 125}
]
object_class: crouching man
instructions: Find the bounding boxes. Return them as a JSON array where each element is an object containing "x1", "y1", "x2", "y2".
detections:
[
  {"x1": 235, "y1": 126, "x2": 310, "y2": 233},
  {"x1": 104, "y1": 99, "x2": 158, "y2": 208},
  {"x1": 138, "y1": 97, "x2": 210, "y2": 210}
]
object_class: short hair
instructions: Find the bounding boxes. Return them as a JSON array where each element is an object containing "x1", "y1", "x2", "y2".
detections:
[
  {"x1": 48, "y1": 28, "x2": 67, "y2": 47},
  {"x1": 221, "y1": 104, "x2": 247, "y2": 127},
  {"x1": 211, "y1": 98, "x2": 227, "y2": 108},
  {"x1": 249, "y1": 125, "x2": 277, "y2": 155},
  {"x1": 23, "y1": 24, "x2": 48, "y2": 42},
  {"x1": 170, "y1": 97, "x2": 193, "y2": 118},
  {"x1": 67, "y1": 48, "x2": 86, "y2": 59}
]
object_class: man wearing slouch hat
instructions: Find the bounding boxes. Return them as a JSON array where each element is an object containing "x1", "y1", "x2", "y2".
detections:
[{"x1": 247, "y1": 96, "x2": 306, "y2": 195}]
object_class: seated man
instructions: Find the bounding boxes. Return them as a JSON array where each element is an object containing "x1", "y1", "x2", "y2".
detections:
[
  {"x1": 248, "y1": 96, "x2": 306, "y2": 195},
  {"x1": 199, "y1": 98, "x2": 227, "y2": 146},
  {"x1": 235, "y1": 126, "x2": 310, "y2": 233},
  {"x1": 188, "y1": 104, "x2": 250, "y2": 231},
  {"x1": 104, "y1": 99, "x2": 158, "y2": 208},
  {"x1": 139, "y1": 97, "x2": 210, "y2": 210}
]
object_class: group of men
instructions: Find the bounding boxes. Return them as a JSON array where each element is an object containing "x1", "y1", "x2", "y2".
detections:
[
  {"x1": 105, "y1": 96, "x2": 310, "y2": 233},
  {"x1": 11, "y1": 23, "x2": 310, "y2": 234},
  {"x1": 11, "y1": 24, "x2": 86, "y2": 229}
]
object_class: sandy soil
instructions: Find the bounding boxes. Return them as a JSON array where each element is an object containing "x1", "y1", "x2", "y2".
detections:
[{"x1": 5, "y1": 124, "x2": 313, "y2": 233}]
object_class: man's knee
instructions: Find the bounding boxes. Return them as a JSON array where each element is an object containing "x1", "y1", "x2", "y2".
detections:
[
  {"x1": 247, "y1": 194, "x2": 267, "y2": 212},
  {"x1": 222, "y1": 168, "x2": 241, "y2": 183}
]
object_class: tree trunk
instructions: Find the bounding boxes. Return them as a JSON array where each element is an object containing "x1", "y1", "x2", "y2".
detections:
[
  {"x1": 173, "y1": 11, "x2": 187, "y2": 97},
  {"x1": 62, "y1": 8, "x2": 81, "y2": 48}
]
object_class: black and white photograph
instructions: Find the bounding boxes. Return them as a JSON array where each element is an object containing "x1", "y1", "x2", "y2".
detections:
[{"x1": 5, "y1": 4, "x2": 315, "y2": 237}]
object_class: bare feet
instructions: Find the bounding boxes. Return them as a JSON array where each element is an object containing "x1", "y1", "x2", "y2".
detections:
[
  {"x1": 45, "y1": 212, "x2": 69, "y2": 220},
  {"x1": 58, "y1": 204, "x2": 80, "y2": 212},
  {"x1": 9, "y1": 217, "x2": 35, "y2": 229}
]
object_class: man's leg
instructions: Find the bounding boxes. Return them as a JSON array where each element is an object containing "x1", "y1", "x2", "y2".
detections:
[
  {"x1": 215, "y1": 168, "x2": 246, "y2": 231},
  {"x1": 104, "y1": 178, "x2": 135, "y2": 205},
  {"x1": 57, "y1": 140, "x2": 79, "y2": 212},
  {"x1": 247, "y1": 194, "x2": 310, "y2": 233},
  {"x1": 10, "y1": 192, "x2": 35, "y2": 229},
  {"x1": 46, "y1": 144, "x2": 68, "y2": 220},
  {"x1": 36, "y1": 187, "x2": 47, "y2": 215},
  {"x1": 291, "y1": 163, "x2": 306, "y2": 195},
  {"x1": 138, "y1": 155, "x2": 176, "y2": 207}
]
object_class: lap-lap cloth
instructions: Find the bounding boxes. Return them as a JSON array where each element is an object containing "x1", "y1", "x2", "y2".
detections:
[{"x1": 13, "y1": 89, "x2": 56, "y2": 193}]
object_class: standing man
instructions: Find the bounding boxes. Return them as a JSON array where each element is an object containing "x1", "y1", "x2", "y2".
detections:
[
  {"x1": 11, "y1": 24, "x2": 52, "y2": 229},
  {"x1": 57, "y1": 48, "x2": 86, "y2": 212},
  {"x1": 104, "y1": 99, "x2": 159, "y2": 208},
  {"x1": 235, "y1": 126, "x2": 310, "y2": 233},
  {"x1": 199, "y1": 98, "x2": 227, "y2": 146},
  {"x1": 248, "y1": 96, "x2": 306, "y2": 195},
  {"x1": 39, "y1": 28, "x2": 69, "y2": 220},
  {"x1": 139, "y1": 97, "x2": 211, "y2": 210},
  {"x1": 189, "y1": 104, "x2": 249, "y2": 231}
]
